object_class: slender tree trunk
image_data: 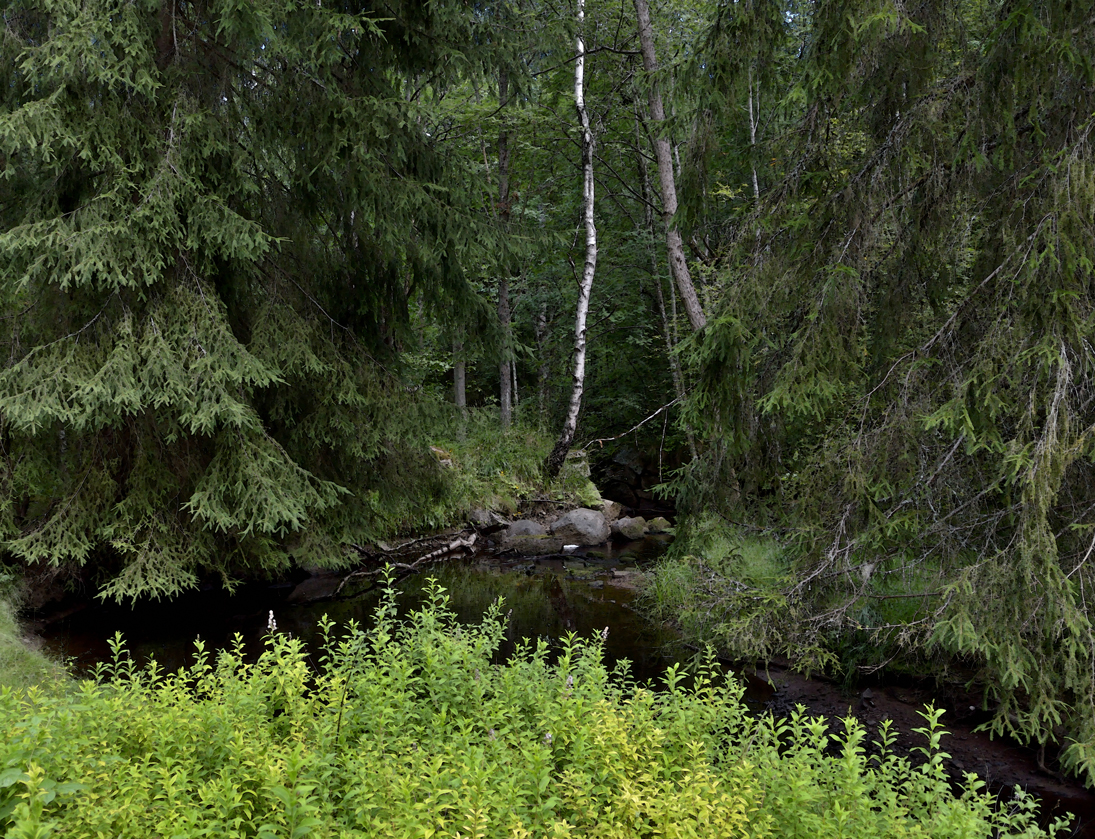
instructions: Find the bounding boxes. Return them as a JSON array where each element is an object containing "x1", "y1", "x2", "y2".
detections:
[
  {"x1": 536, "y1": 300, "x2": 549, "y2": 430},
  {"x1": 498, "y1": 277, "x2": 512, "y2": 428},
  {"x1": 635, "y1": 109, "x2": 697, "y2": 460},
  {"x1": 497, "y1": 70, "x2": 513, "y2": 429},
  {"x1": 453, "y1": 339, "x2": 467, "y2": 440},
  {"x1": 633, "y1": 0, "x2": 705, "y2": 331},
  {"x1": 512, "y1": 356, "x2": 519, "y2": 410},
  {"x1": 748, "y1": 69, "x2": 761, "y2": 205},
  {"x1": 545, "y1": 0, "x2": 597, "y2": 480},
  {"x1": 748, "y1": 68, "x2": 762, "y2": 247},
  {"x1": 453, "y1": 340, "x2": 467, "y2": 413}
]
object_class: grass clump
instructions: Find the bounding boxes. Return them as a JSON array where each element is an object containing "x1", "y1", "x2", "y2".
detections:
[
  {"x1": 396, "y1": 412, "x2": 601, "y2": 532},
  {"x1": 0, "y1": 575, "x2": 1068, "y2": 838},
  {"x1": 644, "y1": 516, "x2": 799, "y2": 665},
  {"x1": 0, "y1": 586, "x2": 67, "y2": 691}
]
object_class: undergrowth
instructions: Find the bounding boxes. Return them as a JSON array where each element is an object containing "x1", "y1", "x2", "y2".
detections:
[
  {"x1": 388, "y1": 411, "x2": 601, "y2": 533},
  {"x1": 644, "y1": 516, "x2": 952, "y2": 680},
  {"x1": 0, "y1": 573, "x2": 1068, "y2": 838},
  {"x1": 0, "y1": 579, "x2": 67, "y2": 691}
]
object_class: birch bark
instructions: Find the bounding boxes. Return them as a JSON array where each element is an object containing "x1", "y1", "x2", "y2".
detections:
[
  {"x1": 545, "y1": 0, "x2": 597, "y2": 479},
  {"x1": 498, "y1": 69, "x2": 513, "y2": 428}
]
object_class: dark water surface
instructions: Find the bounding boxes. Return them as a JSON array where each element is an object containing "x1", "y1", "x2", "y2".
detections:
[{"x1": 36, "y1": 537, "x2": 683, "y2": 683}]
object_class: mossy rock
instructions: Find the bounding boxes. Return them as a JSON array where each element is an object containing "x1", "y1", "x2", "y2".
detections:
[
  {"x1": 646, "y1": 516, "x2": 672, "y2": 534},
  {"x1": 611, "y1": 516, "x2": 647, "y2": 541}
]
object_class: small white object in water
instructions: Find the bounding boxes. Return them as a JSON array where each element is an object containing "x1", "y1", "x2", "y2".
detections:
[{"x1": 563, "y1": 544, "x2": 579, "y2": 552}]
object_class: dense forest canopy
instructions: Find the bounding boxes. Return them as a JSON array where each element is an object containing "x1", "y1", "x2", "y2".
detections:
[
  {"x1": 2, "y1": 0, "x2": 1095, "y2": 783},
  {"x1": 672, "y1": 0, "x2": 1095, "y2": 781},
  {"x1": 0, "y1": 0, "x2": 526, "y2": 599}
]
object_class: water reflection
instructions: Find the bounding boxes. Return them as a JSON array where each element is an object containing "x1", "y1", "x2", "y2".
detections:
[{"x1": 38, "y1": 538, "x2": 684, "y2": 687}]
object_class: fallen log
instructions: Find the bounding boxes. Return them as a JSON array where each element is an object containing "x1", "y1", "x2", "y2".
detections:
[{"x1": 336, "y1": 532, "x2": 478, "y2": 595}]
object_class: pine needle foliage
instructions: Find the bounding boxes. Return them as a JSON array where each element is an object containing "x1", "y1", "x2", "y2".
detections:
[
  {"x1": 0, "y1": 0, "x2": 523, "y2": 599},
  {"x1": 678, "y1": 0, "x2": 1095, "y2": 781}
]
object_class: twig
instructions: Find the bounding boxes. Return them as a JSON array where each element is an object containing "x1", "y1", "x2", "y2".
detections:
[{"x1": 582, "y1": 397, "x2": 681, "y2": 450}]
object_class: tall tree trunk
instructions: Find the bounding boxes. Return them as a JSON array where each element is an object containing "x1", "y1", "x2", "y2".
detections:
[
  {"x1": 545, "y1": 0, "x2": 597, "y2": 480},
  {"x1": 536, "y1": 300, "x2": 550, "y2": 430},
  {"x1": 748, "y1": 68, "x2": 762, "y2": 247},
  {"x1": 498, "y1": 70, "x2": 513, "y2": 429},
  {"x1": 633, "y1": 0, "x2": 705, "y2": 332},
  {"x1": 453, "y1": 339, "x2": 467, "y2": 439},
  {"x1": 635, "y1": 108, "x2": 697, "y2": 461},
  {"x1": 748, "y1": 69, "x2": 761, "y2": 205},
  {"x1": 498, "y1": 277, "x2": 512, "y2": 428}
]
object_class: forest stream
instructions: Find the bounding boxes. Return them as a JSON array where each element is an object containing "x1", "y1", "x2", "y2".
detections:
[{"x1": 25, "y1": 535, "x2": 1095, "y2": 838}]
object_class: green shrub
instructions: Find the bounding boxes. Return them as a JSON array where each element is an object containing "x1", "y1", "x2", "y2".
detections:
[
  {"x1": 644, "y1": 520, "x2": 804, "y2": 669},
  {"x1": 0, "y1": 576, "x2": 1069, "y2": 838}
]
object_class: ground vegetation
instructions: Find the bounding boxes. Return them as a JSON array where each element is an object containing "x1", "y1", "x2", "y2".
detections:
[{"x1": 0, "y1": 582, "x2": 1068, "y2": 837}]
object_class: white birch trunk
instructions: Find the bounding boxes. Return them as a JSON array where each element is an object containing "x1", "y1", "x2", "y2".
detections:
[
  {"x1": 545, "y1": 0, "x2": 597, "y2": 479},
  {"x1": 498, "y1": 70, "x2": 513, "y2": 429}
]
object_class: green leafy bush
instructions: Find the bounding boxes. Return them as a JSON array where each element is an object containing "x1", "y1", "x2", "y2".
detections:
[{"x1": 0, "y1": 578, "x2": 1068, "y2": 838}]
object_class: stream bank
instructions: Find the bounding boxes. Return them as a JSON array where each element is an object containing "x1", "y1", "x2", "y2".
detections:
[{"x1": 17, "y1": 516, "x2": 1095, "y2": 836}]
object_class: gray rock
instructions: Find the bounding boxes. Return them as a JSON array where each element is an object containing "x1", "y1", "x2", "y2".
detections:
[
  {"x1": 600, "y1": 500, "x2": 624, "y2": 523},
  {"x1": 508, "y1": 534, "x2": 564, "y2": 556},
  {"x1": 468, "y1": 508, "x2": 491, "y2": 527},
  {"x1": 588, "y1": 580, "x2": 605, "y2": 589},
  {"x1": 468, "y1": 508, "x2": 507, "y2": 528},
  {"x1": 646, "y1": 516, "x2": 672, "y2": 534},
  {"x1": 500, "y1": 520, "x2": 558, "y2": 554},
  {"x1": 549, "y1": 508, "x2": 610, "y2": 546},
  {"x1": 611, "y1": 516, "x2": 647, "y2": 541},
  {"x1": 504, "y1": 519, "x2": 547, "y2": 539}
]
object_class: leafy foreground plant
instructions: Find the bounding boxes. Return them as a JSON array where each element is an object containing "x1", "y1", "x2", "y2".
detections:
[{"x1": 0, "y1": 581, "x2": 1069, "y2": 839}]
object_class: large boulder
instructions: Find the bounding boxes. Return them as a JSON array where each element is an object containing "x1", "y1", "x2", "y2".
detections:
[
  {"x1": 499, "y1": 520, "x2": 561, "y2": 554},
  {"x1": 503, "y1": 520, "x2": 547, "y2": 539},
  {"x1": 611, "y1": 516, "x2": 647, "y2": 541},
  {"x1": 550, "y1": 508, "x2": 610, "y2": 546}
]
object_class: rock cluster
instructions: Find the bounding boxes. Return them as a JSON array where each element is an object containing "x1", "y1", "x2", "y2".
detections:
[{"x1": 488, "y1": 502, "x2": 671, "y2": 556}]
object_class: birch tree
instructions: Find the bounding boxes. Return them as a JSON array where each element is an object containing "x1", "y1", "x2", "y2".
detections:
[{"x1": 544, "y1": 0, "x2": 598, "y2": 479}]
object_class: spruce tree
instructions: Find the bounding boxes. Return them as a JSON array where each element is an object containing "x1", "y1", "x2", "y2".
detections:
[
  {"x1": 685, "y1": 0, "x2": 1095, "y2": 782},
  {"x1": 0, "y1": 0, "x2": 516, "y2": 599}
]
